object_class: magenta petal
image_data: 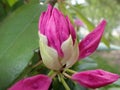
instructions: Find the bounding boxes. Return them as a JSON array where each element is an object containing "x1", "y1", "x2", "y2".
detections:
[
  {"x1": 38, "y1": 4, "x2": 77, "y2": 57},
  {"x1": 78, "y1": 20, "x2": 107, "y2": 59},
  {"x1": 72, "y1": 69, "x2": 119, "y2": 89},
  {"x1": 66, "y1": 16, "x2": 76, "y2": 44},
  {"x1": 8, "y1": 74, "x2": 52, "y2": 90},
  {"x1": 45, "y1": 12, "x2": 63, "y2": 56},
  {"x1": 38, "y1": 11, "x2": 45, "y2": 34},
  {"x1": 39, "y1": 4, "x2": 53, "y2": 35}
]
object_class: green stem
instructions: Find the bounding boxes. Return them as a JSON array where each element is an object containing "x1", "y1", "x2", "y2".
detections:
[
  {"x1": 48, "y1": 70, "x2": 55, "y2": 76},
  {"x1": 48, "y1": 70, "x2": 57, "y2": 78},
  {"x1": 63, "y1": 72, "x2": 71, "y2": 79},
  {"x1": 32, "y1": 60, "x2": 42, "y2": 68},
  {"x1": 66, "y1": 69, "x2": 77, "y2": 74},
  {"x1": 60, "y1": 74, "x2": 71, "y2": 90}
]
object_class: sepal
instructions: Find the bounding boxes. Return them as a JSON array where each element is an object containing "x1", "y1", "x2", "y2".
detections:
[
  {"x1": 61, "y1": 35, "x2": 79, "y2": 68},
  {"x1": 39, "y1": 33, "x2": 62, "y2": 70}
]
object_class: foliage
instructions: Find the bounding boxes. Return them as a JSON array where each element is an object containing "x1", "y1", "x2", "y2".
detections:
[
  {"x1": 0, "y1": 0, "x2": 46, "y2": 89},
  {"x1": 82, "y1": 0, "x2": 120, "y2": 41},
  {"x1": 0, "y1": 0, "x2": 29, "y2": 21}
]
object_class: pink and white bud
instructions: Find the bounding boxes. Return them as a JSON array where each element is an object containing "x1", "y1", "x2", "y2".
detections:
[
  {"x1": 8, "y1": 74, "x2": 52, "y2": 90},
  {"x1": 38, "y1": 4, "x2": 79, "y2": 70},
  {"x1": 72, "y1": 69, "x2": 119, "y2": 89}
]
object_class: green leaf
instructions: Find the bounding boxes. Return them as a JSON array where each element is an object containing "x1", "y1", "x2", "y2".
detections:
[
  {"x1": 7, "y1": 0, "x2": 18, "y2": 7},
  {"x1": 70, "y1": 5, "x2": 110, "y2": 47},
  {"x1": 78, "y1": 63, "x2": 97, "y2": 70},
  {"x1": 108, "y1": 88, "x2": 120, "y2": 90},
  {"x1": 92, "y1": 55, "x2": 120, "y2": 74},
  {"x1": 98, "y1": 43, "x2": 120, "y2": 50},
  {"x1": 74, "y1": 84, "x2": 88, "y2": 90},
  {"x1": 73, "y1": 57, "x2": 98, "y2": 71},
  {"x1": 0, "y1": 3, "x2": 6, "y2": 21},
  {"x1": 70, "y1": 6, "x2": 94, "y2": 31},
  {"x1": 113, "y1": 79, "x2": 120, "y2": 86},
  {"x1": 0, "y1": 3, "x2": 46, "y2": 90}
]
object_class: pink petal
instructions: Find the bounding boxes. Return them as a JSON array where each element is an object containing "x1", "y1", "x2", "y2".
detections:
[
  {"x1": 39, "y1": 4, "x2": 77, "y2": 57},
  {"x1": 39, "y1": 4, "x2": 76, "y2": 57},
  {"x1": 45, "y1": 12, "x2": 63, "y2": 56},
  {"x1": 39, "y1": 4, "x2": 63, "y2": 56},
  {"x1": 8, "y1": 74, "x2": 52, "y2": 90},
  {"x1": 72, "y1": 69, "x2": 119, "y2": 89},
  {"x1": 78, "y1": 20, "x2": 107, "y2": 59},
  {"x1": 38, "y1": 11, "x2": 45, "y2": 34},
  {"x1": 39, "y1": 4, "x2": 53, "y2": 35},
  {"x1": 66, "y1": 16, "x2": 76, "y2": 44},
  {"x1": 52, "y1": 8, "x2": 70, "y2": 42}
]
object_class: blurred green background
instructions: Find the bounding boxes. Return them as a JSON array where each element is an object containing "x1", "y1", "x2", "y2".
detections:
[{"x1": 0, "y1": 0, "x2": 120, "y2": 90}]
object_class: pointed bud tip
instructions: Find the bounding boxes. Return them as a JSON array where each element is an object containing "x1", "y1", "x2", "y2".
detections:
[
  {"x1": 101, "y1": 19, "x2": 107, "y2": 26},
  {"x1": 48, "y1": 4, "x2": 52, "y2": 8}
]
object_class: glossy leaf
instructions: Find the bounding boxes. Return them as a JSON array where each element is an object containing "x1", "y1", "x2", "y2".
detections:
[
  {"x1": 0, "y1": 3, "x2": 46, "y2": 90},
  {"x1": 98, "y1": 43, "x2": 120, "y2": 50},
  {"x1": 74, "y1": 57, "x2": 97, "y2": 71}
]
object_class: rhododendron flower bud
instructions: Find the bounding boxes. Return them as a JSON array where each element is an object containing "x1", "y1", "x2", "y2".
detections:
[
  {"x1": 38, "y1": 4, "x2": 79, "y2": 70},
  {"x1": 72, "y1": 69, "x2": 119, "y2": 89},
  {"x1": 74, "y1": 19, "x2": 84, "y2": 27},
  {"x1": 79, "y1": 20, "x2": 106, "y2": 59},
  {"x1": 8, "y1": 74, "x2": 52, "y2": 90}
]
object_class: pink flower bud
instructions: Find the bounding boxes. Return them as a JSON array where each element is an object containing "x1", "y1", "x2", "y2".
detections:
[
  {"x1": 79, "y1": 20, "x2": 107, "y2": 59},
  {"x1": 8, "y1": 74, "x2": 52, "y2": 90},
  {"x1": 39, "y1": 5, "x2": 107, "y2": 70},
  {"x1": 39, "y1": 4, "x2": 76, "y2": 57},
  {"x1": 74, "y1": 19, "x2": 84, "y2": 27},
  {"x1": 38, "y1": 4, "x2": 79, "y2": 70},
  {"x1": 72, "y1": 69, "x2": 119, "y2": 89}
]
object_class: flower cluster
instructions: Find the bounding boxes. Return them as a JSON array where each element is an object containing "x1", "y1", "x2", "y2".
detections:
[{"x1": 8, "y1": 4, "x2": 119, "y2": 90}]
